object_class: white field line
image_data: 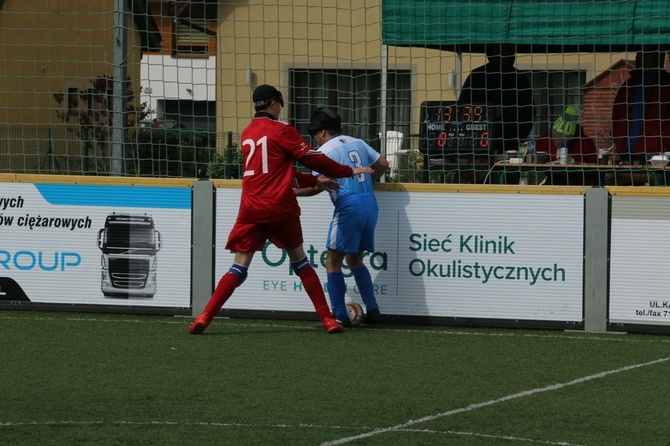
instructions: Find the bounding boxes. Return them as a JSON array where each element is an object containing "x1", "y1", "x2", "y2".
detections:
[
  {"x1": 0, "y1": 314, "x2": 669, "y2": 345},
  {"x1": 320, "y1": 356, "x2": 670, "y2": 446},
  {"x1": 399, "y1": 428, "x2": 585, "y2": 446},
  {"x1": 0, "y1": 314, "x2": 665, "y2": 445},
  {"x1": 0, "y1": 421, "x2": 584, "y2": 445}
]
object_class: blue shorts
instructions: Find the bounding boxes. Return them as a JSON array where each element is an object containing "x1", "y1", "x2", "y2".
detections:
[{"x1": 326, "y1": 194, "x2": 378, "y2": 254}]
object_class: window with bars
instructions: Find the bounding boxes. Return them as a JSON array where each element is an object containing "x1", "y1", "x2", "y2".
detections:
[
  {"x1": 289, "y1": 69, "x2": 412, "y2": 146},
  {"x1": 171, "y1": 1, "x2": 217, "y2": 56},
  {"x1": 528, "y1": 70, "x2": 587, "y2": 136},
  {"x1": 174, "y1": 19, "x2": 210, "y2": 55},
  {"x1": 289, "y1": 69, "x2": 582, "y2": 149}
]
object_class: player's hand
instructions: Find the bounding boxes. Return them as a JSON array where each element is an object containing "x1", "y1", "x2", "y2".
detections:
[
  {"x1": 317, "y1": 176, "x2": 340, "y2": 191},
  {"x1": 352, "y1": 167, "x2": 374, "y2": 176}
]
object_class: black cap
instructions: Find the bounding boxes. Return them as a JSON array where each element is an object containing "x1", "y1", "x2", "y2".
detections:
[
  {"x1": 308, "y1": 108, "x2": 342, "y2": 137},
  {"x1": 252, "y1": 84, "x2": 284, "y2": 111}
]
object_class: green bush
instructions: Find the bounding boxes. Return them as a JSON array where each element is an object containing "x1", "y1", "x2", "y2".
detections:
[
  {"x1": 207, "y1": 149, "x2": 242, "y2": 179},
  {"x1": 132, "y1": 128, "x2": 217, "y2": 178}
]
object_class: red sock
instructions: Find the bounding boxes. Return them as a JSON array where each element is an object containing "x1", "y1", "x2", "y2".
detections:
[
  {"x1": 297, "y1": 266, "x2": 331, "y2": 320},
  {"x1": 202, "y1": 272, "x2": 241, "y2": 318}
]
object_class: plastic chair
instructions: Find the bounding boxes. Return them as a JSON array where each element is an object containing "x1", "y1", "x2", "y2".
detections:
[{"x1": 383, "y1": 130, "x2": 404, "y2": 175}]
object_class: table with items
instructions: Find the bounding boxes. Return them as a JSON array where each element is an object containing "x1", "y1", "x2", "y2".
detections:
[
  {"x1": 422, "y1": 157, "x2": 670, "y2": 186},
  {"x1": 492, "y1": 161, "x2": 670, "y2": 186},
  {"x1": 418, "y1": 100, "x2": 670, "y2": 185}
]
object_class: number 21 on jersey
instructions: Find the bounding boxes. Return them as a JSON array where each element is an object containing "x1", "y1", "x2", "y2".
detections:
[{"x1": 242, "y1": 135, "x2": 268, "y2": 176}]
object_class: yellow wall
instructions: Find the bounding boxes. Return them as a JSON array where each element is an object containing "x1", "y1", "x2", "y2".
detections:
[
  {"x1": 217, "y1": 0, "x2": 462, "y2": 135},
  {"x1": 216, "y1": 1, "x2": 635, "y2": 138},
  {"x1": 0, "y1": 0, "x2": 636, "y2": 138},
  {"x1": 0, "y1": 0, "x2": 144, "y2": 126}
]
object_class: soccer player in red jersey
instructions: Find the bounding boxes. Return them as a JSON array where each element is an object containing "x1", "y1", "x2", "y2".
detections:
[{"x1": 189, "y1": 85, "x2": 373, "y2": 335}]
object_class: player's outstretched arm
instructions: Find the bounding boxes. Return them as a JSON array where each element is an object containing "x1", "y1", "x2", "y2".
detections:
[
  {"x1": 300, "y1": 150, "x2": 354, "y2": 178},
  {"x1": 352, "y1": 166, "x2": 374, "y2": 176},
  {"x1": 294, "y1": 176, "x2": 339, "y2": 196},
  {"x1": 294, "y1": 186, "x2": 320, "y2": 197},
  {"x1": 292, "y1": 169, "x2": 339, "y2": 197},
  {"x1": 316, "y1": 175, "x2": 340, "y2": 191}
]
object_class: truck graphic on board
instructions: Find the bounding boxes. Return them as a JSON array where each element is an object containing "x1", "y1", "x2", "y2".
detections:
[{"x1": 97, "y1": 213, "x2": 162, "y2": 297}]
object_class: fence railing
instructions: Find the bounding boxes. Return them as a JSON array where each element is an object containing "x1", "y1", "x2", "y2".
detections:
[
  {"x1": 1, "y1": 126, "x2": 665, "y2": 186},
  {"x1": 0, "y1": 126, "x2": 243, "y2": 179}
]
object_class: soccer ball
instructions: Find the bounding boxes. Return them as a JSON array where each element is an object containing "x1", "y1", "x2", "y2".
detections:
[{"x1": 345, "y1": 302, "x2": 365, "y2": 326}]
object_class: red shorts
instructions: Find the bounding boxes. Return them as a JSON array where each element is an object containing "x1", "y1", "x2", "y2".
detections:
[{"x1": 225, "y1": 216, "x2": 304, "y2": 252}]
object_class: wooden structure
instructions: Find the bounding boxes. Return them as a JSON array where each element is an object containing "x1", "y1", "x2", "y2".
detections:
[{"x1": 580, "y1": 59, "x2": 635, "y2": 150}]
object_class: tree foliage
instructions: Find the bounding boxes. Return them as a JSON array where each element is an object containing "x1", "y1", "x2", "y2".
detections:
[{"x1": 53, "y1": 75, "x2": 150, "y2": 174}]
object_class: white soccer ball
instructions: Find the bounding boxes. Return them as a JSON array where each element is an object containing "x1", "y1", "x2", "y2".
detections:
[{"x1": 345, "y1": 302, "x2": 365, "y2": 326}]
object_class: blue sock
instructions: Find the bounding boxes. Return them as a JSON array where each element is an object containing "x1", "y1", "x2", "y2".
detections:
[
  {"x1": 352, "y1": 266, "x2": 378, "y2": 311},
  {"x1": 326, "y1": 272, "x2": 347, "y2": 321}
]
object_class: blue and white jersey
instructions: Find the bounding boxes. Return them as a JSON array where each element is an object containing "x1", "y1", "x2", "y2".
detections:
[{"x1": 314, "y1": 135, "x2": 380, "y2": 205}]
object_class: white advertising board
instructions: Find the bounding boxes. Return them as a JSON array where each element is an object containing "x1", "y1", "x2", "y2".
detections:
[
  {"x1": 0, "y1": 182, "x2": 191, "y2": 308},
  {"x1": 215, "y1": 188, "x2": 584, "y2": 322},
  {"x1": 610, "y1": 196, "x2": 670, "y2": 326}
]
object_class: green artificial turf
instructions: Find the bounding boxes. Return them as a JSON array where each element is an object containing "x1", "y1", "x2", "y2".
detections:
[{"x1": 0, "y1": 311, "x2": 669, "y2": 445}]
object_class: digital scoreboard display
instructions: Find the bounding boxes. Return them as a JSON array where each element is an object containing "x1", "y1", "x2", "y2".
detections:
[{"x1": 419, "y1": 101, "x2": 494, "y2": 155}]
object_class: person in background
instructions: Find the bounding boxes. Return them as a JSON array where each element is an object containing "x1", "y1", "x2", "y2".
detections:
[
  {"x1": 294, "y1": 108, "x2": 388, "y2": 327},
  {"x1": 611, "y1": 46, "x2": 670, "y2": 165},
  {"x1": 189, "y1": 85, "x2": 373, "y2": 335},
  {"x1": 537, "y1": 105, "x2": 598, "y2": 164},
  {"x1": 535, "y1": 105, "x2": 599, "y2": 185},
  {"x1": 458, "y1": 44, "x2": 534, "y2": 156}
]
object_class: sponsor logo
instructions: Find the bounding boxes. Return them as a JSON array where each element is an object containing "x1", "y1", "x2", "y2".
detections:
[{"x1": 0, "y1": 250, "x2": 81, "y2": 271}]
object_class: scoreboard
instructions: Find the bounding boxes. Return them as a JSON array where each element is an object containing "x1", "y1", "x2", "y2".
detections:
[{"x1": 419, "y1": 101, "x2": 495, "y2": 155}]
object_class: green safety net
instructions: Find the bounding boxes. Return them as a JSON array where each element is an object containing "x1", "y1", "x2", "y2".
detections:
[{"x1": 382, "y1": 0, "x2": 670, "y2": 53}]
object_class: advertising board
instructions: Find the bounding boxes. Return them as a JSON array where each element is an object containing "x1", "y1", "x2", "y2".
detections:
[
  {"x1": 0, "y1": 182, "x2": 191, "y2": 308},
  {"x1": 215, "y1": 188, "x2": 584, "y2": 322},
  {"x1": 610, "y1": 196, "x2": 670, "y2": 326}
]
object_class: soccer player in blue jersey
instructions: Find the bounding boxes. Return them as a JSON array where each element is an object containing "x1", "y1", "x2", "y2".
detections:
[
  {"x1": 188, "y1": 87, "x2": 373, "y2": 336},
  {"x1": 295, "y1": 108, "x2": 389, "y2": 327}
]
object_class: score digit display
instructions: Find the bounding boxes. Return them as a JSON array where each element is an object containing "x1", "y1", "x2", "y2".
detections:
[{"x1": 419, "y1": 101, "x2": 493, "y2": 155}]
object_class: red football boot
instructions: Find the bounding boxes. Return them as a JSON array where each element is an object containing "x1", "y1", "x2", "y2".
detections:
[
  {"x1": 321, "y1": 315, "x2": 344, "y2": 334},
  {"x1": 188, "y1": 314, "x2": 212, "y2": 335}
]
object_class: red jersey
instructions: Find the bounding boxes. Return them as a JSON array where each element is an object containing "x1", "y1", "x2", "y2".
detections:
[
  {"x1": 237, "y1": 114, "x2": 352, "y2": 223},
  {"x1": 612, "y1": 69, "x2": 670, "y2": 155}
]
